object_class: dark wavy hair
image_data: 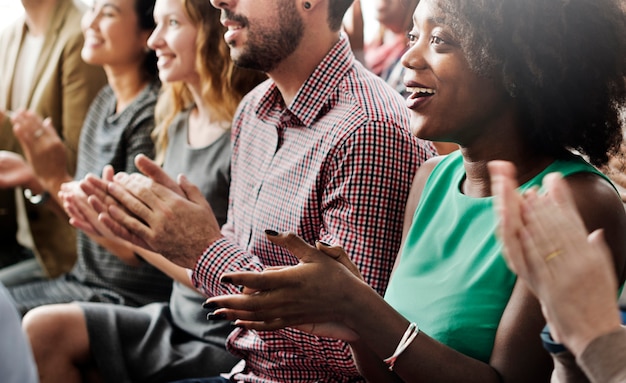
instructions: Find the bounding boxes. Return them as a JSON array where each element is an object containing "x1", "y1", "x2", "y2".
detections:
[
  {"x1": 435, "y1": 0, "x2": 626, "y2": 166},
  {"x1": 328, "y1": 0, "x2": 355, "y2": 31},
  {"x1": 134, "y1": 0, "x2": 158, "y2": 81}
]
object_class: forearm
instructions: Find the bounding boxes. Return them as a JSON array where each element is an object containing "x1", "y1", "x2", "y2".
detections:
[
  {"x1": 37, "y1": 173, "x2": 74, "y2": 219},
  {"x1": 350, "y1": 339, "x2": 403, "y2": 382},
  {"x1": 134, "y1": 246, "x2": 194, "y2": 289},
  {"x1": 192, "y1": 236, "x2": 266, "y2": 297},
  {"x1": 85, "y1": 231, "x2": 140, "y2": 267},
  {"x1": 576, "y1": 326, "x2": 626, "y2": 383},
  {"x1": 345, "y1": 282, "x2": 500, "y2": 383}
]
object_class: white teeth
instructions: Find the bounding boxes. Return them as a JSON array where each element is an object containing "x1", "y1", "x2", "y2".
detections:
[
  {"x1": 406, "y1": 87, "x2": 436, "y2": 94},
  {"x1": 84, "y1": 36, "x2": 104, "y2": 45}
]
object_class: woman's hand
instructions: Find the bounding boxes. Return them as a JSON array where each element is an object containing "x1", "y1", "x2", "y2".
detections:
[
  {"x1": 206, "y1": 231, "x2": 366, "y2": 341},
  {"x1": 61, "y1": 166, "x2": 119, "y2": 237},
  {"x1": 490, "y1": 160, "x2": 622, "y2": 357},
  {"x1": 0, "y1": 150, "x2": 38, "y2": 190},
  {"x1": 12, "y1": 110, "x2": 68, "y2": 192}
]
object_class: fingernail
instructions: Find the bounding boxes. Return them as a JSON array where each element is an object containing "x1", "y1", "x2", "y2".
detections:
[
  {"x1": 265, "y1": 229, "x2": 279, "y2": 236},
  {"x1": 207, "y1": 312, "x2": 227, "y2": 321},
  {"x1": 317, "y1": 240, "x2": 332, "y2": 247},
  {"x1": 202, "y1": 301, "x2": 219, "y2": 310},
  {"x1": 220, "y1": 276, "x2": 233, "y2": 284}
]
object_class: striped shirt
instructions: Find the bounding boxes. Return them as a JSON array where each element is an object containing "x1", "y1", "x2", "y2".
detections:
[
  {"x1": 71, "y1": 81, "x2": 172, "y2": 306},
  {"x1": 192, "y1": 35, "x2": 436, "y2": 382}
]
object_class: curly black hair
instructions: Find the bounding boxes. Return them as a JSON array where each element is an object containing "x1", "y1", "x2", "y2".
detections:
[{"x1": 435, "y1": 0, "x2": 626, "y2": 166}]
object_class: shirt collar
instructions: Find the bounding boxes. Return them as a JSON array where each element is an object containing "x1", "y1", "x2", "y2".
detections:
[{"x1": 255, "y1": 34, "x2": 354, "y2": 128}]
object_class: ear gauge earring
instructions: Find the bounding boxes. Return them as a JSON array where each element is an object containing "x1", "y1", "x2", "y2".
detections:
[{"x1": 303, "y1": 1, "x2": 311, "y2": 9}]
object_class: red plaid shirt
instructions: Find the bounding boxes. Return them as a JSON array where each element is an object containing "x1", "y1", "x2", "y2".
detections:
[{"x1": 192, "y1": 35, "x2": 436, "y2": 382}]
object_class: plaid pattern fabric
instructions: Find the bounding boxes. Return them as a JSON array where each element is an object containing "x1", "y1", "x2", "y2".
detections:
[{"x1": 192, "y1": 35, "x2": 436, "y2": 382}]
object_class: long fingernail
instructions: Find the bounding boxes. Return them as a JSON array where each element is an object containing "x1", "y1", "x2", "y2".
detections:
[
  {"x1": 265, "y1": 229, "x2": 279, "y2": 236},
  {"x1": 202, "y1": 301, "x2": 219, "y2": 310},
  {"x1": 207, "y1": 312, "x2": 227, "y2": 321},
  {"x1": 220, "y1": 276, "x2": 233, "y2": 284}
]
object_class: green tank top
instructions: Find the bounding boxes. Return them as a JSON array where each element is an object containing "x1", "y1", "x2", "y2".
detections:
[{"x1": 384, "y1": 151, "x2": 610, "y2": 362}]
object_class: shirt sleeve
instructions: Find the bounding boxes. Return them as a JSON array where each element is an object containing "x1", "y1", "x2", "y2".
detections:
[
  {"x1": 318, "y1": 120, "x2": 430, "y2": 295},
  {"x1": 576, "y1": 327, "x2": 626, "y2": 383},
  {"x1": 192, "y1": 117, "x2": 434, "y2": 299}
]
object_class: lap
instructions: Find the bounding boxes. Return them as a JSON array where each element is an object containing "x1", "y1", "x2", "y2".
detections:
[
  {"x1": 80, "y1": 301, "x2": 240, "y2": 383},
  {"x1": 8, "y1": 274, "x2": 127, "y2": 315}
]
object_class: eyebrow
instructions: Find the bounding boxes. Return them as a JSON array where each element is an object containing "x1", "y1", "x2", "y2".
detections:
[
  {"x1": 99, "y1": 2, "x2": 122, "y2": 12},
  {"x1": 412, "y1": 15, "x2": 448, "y2": 29}
]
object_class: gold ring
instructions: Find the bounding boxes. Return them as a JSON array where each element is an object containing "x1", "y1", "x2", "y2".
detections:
[
  {"x1": 34, "y1": 129, "x2": 44, "y2": 138},
  {"x1": 544, "y1": 249, "x2": 563, "y2": 262}
]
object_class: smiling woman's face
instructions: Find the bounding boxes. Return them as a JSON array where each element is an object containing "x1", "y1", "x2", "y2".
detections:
[
  {"x1": 148, "y1": 0, "x2": 199, "y2": 86},
  {"x1": 81, "y1": 0, "x2": 150, "y2": 69},
  {"x1": 401, "y1": 0, "x2": 509, "y2": 145}
]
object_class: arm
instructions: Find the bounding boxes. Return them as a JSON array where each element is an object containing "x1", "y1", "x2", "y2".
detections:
[
  {"x1": 70, "y1": 168, "x2": 197, "y2": 288},
  {"x1": 12, "y1": 111, "x2": 72, "y2": 198},
  {"x1": 318, "y1": 121, "x2": 423, "y2": 296},
  {"x1": 490, "y1": 161, "x2": 626, "y2": 382},
  {"x1": 0, "y1": 150, "x2": 41, "y2": 191},
  {"x1": 97, "y1": 118, "x2": 427, "y2": 299},
  {"x1": 208, "y1": 231, "x2": 502, "y2": 383},
  {"x1": 208, "y1": 161, "x2": 550, "y2": 382}
]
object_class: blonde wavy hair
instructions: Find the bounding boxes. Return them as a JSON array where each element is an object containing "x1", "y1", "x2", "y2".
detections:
[{"x1": 152, "y1": 0, "x2": 266, "y2": 163}]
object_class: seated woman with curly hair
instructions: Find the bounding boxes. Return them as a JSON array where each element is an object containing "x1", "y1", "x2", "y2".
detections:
[{"x1": 205, "y1": 0, "x2": 626, "y2": 381}]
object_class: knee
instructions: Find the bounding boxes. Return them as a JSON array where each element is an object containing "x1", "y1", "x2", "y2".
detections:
[{"x1": 23, "y1": 304, "x2": 89, "y2": 360}]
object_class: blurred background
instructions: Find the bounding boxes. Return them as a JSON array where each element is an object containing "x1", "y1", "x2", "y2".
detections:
[{"x1": 0, "y1": 0, "x2": 379, "y2": 40}]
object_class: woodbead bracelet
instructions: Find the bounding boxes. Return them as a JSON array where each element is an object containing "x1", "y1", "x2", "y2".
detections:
[{"x1": 383, "y1": 322, "x2": 419, "y2": 371}]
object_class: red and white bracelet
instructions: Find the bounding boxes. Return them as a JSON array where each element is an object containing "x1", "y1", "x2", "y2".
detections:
[{"x1": 383, "y1": 322, "x2": 419, "y2": 371}]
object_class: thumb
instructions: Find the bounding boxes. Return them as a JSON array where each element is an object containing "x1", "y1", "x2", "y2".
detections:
[
  {"x1": 42, "y1": 117, "x2": 53, "y2": 132},
  {"x1": 316, "y1": 241, "x2": 363, "y2": 280},
  {"x1": 588, "y1": 229, "x2": 614, "y2": 269},
  {"x1": 135, "y1": 154, "x2": 184, "y2": 196},
  {"x1": 265, "y1": 231, "x2": 320, "y2": 263},
  {"x1": 178, "y1": 174, "x2": 209, "y2": 206}
]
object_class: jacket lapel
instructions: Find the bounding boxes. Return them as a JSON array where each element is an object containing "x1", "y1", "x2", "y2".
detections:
[{"x1": 27, "y1": 0, "x2": 71, "y2": 106}]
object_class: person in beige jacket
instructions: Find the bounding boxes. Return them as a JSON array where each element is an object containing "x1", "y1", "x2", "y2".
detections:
[{"x1": 0, "y1": 0, "x2": 106, "y2": 282}]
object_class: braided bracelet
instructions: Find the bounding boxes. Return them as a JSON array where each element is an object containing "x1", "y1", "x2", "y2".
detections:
[{"x1": 383, "y1": 322, "x2": 419, "y2": 371}]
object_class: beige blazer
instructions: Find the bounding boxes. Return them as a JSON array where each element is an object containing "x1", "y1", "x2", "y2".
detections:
[{"x1": 0, "y1": 0, "x2": 107, "y2": 277}]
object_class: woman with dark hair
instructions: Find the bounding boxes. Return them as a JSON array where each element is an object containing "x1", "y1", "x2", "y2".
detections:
[
  {"x1": 204, "y1": 0, "x2": 626, "y2": 381},
  {"x1": 6, "y1": 0, "x2": 172, "y2": 314},
  {"x1": 19, "y1": 0, "x2": 266, "y2": 382}
]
